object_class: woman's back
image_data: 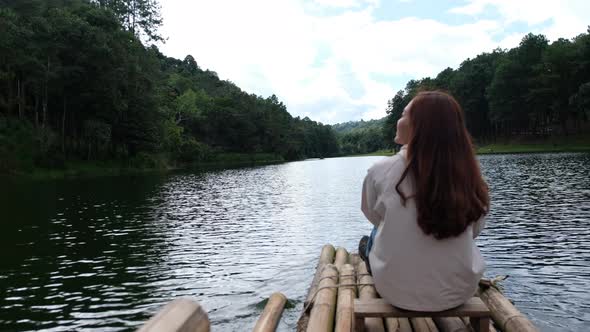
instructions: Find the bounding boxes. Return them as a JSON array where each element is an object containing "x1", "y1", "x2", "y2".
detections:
[
  {"x1": 360, "y1": 91, "x2": 488, "y2": 311},
  {"x1": 363, "y1": 149, "x2": 485, "y2": 311}
]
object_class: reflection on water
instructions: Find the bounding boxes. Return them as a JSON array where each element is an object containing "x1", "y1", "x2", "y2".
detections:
[{"x1": 1, "y1": 153, "x2": 589, "y2": 331}]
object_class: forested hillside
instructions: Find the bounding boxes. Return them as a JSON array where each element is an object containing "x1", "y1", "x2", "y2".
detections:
[
  {"x1": 383, "y1": 31, "x2": 590, "y2": 145},
  {"x1": 331, "y1": 118, "x2": 389, "y2": 155},
  {"x1": 0, "y1": 0, "x2": 339, "y2": 173}
]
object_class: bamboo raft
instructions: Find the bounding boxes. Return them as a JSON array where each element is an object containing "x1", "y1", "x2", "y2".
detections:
[{"x1": 137, "y1": 244, "x2": 538, "y2": 332}]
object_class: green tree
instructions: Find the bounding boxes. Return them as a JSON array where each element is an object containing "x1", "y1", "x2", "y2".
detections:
[
  {"x1": 93, "y1": 0, "x2": 163, "y2": 42},
  {"x1": 572, "y1": 82, "x2": 590, "y2": 122},
  {"x1": 383, "y1": 90, "x2": 405, "y2": 148},
  {"x1": 450, "y1": 50, "x2": 502, "y2": 139}
]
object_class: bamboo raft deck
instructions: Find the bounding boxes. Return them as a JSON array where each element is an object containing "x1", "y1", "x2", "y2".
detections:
[
  {"x1": 137, "y1": 244, "x2": 538, "y2": 332},
  {"x1": 296, "y1": 244, "x2": 537, "y2": 332}
]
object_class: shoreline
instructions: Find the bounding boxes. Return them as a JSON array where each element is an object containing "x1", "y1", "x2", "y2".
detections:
[
  {"x1": 475, "y1": 143, "x2": 590, "y2": 155},
  {"x1": 3, "y1": 154, "x2": 285, "y2": 181},
  {"x1": 5, "y1": 143, "x2": 590, "y2": 180},
  {"x1": 340, "y1": 142, "x2": 590, "y2": 158}
]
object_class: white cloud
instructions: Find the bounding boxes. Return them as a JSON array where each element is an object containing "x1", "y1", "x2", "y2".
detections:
[
  {"x1": 449, "y1": 0, "x2": 489, "y2": 15},
  {"x1": 450, "y1": 0, "x2": 589, "y2": 40},
  {"x1": 160, "y1": 0, "x2": 590, "y2": 124},
  {"x1": 312, "y1": 0, "x2": 379, "y2": 9}
]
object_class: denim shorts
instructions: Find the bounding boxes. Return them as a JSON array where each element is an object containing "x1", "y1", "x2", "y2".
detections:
[{"x1": 365, "y1": 226, "x2": 377, "y2": 257}]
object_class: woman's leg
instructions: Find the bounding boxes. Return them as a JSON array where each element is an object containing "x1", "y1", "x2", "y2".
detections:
[
  {"x1": 358, "y1": 226, "x2": 377, "y2": 274},
  {"x1": 366, "y1": 226, "x2": 377, "y2": 257}
]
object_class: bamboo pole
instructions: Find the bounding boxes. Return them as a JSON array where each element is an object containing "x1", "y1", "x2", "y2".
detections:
[
  {"x1": 410, "y1": 317, "x2": 439, "y2": 332},
  {"x1": 350, "y1": 253, "x2": 361, "y2": 268},
  {"x1": 478, "y1": 286, "x2": 538, "y2": 332},
  {"x1": 351, "y1": 253, "x2": 362, "y2": 300},
  {"x1": 253, "y1": 292, "x2": 287, "y2": 332},
  {"x1": 137, "y1": 298, "x2": 209, "y2": 332},
  {"x1": 357, "y1": 261, "x2": 385, "y2": 332},
  {"x1": 305, "y1": 245, "x2": 336, "y2": 308},
  {"x1": 318, "y1": 244, "x2": 337, "y2": 264},
  {"x1": 385, "y1": 318, "x2": 412, "y2": 332},
  {"x1": 398, "y1": 318, "x2": 413, "y2": 332},
  {"x1": 334, "y1": 247, "x2": 349, "y2": 269},
  {"x1": 384, "y1": 318, "x2": 398, "y2": 332},
  {"x1": 307, "y1": 264, "x2": 339, "y2": 332},
  {"x1": 335, "y1": 264, "x2": 356, "y2": 332},
  {"x1": 461, "y1": 317, "x2": 498, "y2": 332},
  {"x1": 434, "y1": 317, "x2": 470, "y2": 332},
  {"x1": 297, "y1": 245, "x2": 337, "y2": 332}
]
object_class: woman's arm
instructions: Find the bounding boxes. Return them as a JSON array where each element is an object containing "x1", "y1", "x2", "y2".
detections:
[{"x1": 361, "y1": 171, "x2": 383, "y2": 227}]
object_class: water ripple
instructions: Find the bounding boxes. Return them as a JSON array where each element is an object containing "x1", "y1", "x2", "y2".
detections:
[{"x1": 1, "y1": 153, "x2": 589, "y2": 331}]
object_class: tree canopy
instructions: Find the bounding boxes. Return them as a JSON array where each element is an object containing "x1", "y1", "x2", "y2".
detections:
[
  {"x1": 2, "y1": 0, "x2": 589, "y2": 172},
  {"x1": 332, "y1": 118, "x2": 388, "y2": 155},
  {"x1": 383, "y1": 30, "x2": 590, "y2": 146},
  {"x1": 0, "y1": 0, "x2": 340, "y2": 172}
]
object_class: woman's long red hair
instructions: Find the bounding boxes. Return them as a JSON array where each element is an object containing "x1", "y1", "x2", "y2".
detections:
[{"x1": 396, "y1": 91, "x2": 489, "y2": 239}]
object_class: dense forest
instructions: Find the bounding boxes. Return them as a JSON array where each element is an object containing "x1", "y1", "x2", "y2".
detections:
[
  {"x1": 0, "y1": 0, "x2": 339, "y2": 173},
  {"x1": 383, "y1": 30, "x2": 590, "y2": 146},
  {"x1": 329, "y1": 29, "x2": 590, "y2": 154}
]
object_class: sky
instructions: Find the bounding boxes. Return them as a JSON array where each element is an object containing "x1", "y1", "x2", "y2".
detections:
[{"x1": 159, "y1": 0, "x2": 590, "y2": 125}]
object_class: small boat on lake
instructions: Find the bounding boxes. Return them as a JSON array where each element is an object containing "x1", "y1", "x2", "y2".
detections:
[{"x1": 138, "y1": 244, "x2": 538, "y2": 332}]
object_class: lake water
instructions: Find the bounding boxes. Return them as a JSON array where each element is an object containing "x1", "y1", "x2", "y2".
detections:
[{"x1": 1, "y1": 153, "x2": 589, "y2": 331}]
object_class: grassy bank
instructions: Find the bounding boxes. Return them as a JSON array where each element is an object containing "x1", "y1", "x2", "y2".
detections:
[
  {"x1": 343, "y1": 149, "x2": 395, "y2": 157},
  {"x1": 342, "y1": 135, "x2": 590, "y2": 158},
  {"x1": 476, "y1": 142, "x2": 590, "y2": 154},
  {"x1": 7, "y1": 152, "x2": 285, "y2": 180},
  {"x1": 476, "y1": 135, "x2": 590, "y2": 154},
  {"x1": 12, "y1": 160, "x2": 170, "y2": 180},
  {"x1": 7, "y1": 137, "x2": 590, "y2": 180}
]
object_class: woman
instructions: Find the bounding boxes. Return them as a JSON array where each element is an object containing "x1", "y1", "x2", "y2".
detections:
[{"x1": 359, "y1": 90, "x2": 489, "y2": 311}]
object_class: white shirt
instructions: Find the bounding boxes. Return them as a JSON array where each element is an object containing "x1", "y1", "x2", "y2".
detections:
[{"x1": 361, "y1": 148, "x2": 486, "y2": 311}]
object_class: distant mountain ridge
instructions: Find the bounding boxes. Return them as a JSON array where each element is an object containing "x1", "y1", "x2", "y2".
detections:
[
  {"x1": 331, "y1": 118, "x2": 386, "y2": 134},
  {"x1": 331, "y1": 118, "x2": 389, "y2": 155}
]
